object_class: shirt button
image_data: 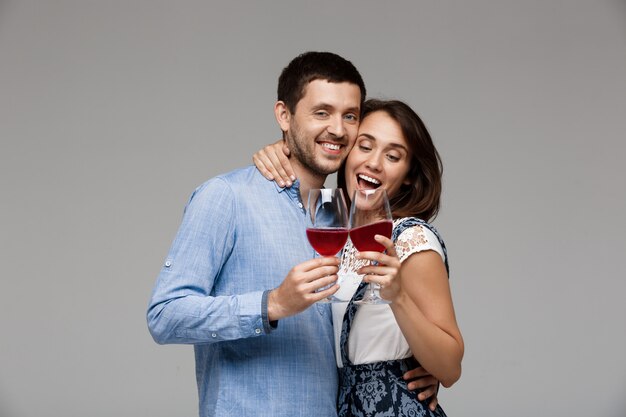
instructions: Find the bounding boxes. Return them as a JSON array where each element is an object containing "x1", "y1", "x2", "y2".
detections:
[
  {"x1": 164, "y1": 260, "x2": 172, "y2": 267},
  {"x1": 255, "y1": 328, "x2": 261, "y2": 334},
  {"x1": 211, "y1": 333, "x2": 217, "y2": 338},
  {"x1": 297, "y1": 202, "x2": 303, "y2": 208}
]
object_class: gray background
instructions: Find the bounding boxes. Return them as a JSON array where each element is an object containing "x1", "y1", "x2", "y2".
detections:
[{"x1": 1, "y1": 1, "x2": 625, "y2": 416}]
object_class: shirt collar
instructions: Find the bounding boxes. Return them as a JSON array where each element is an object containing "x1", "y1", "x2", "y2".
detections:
[{"x1": 275, "y1": 178, "x2": 301, "y2": 195}]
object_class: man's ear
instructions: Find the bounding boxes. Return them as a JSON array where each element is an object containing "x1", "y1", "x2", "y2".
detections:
[{"x1": 274, "y1": 101, "x2": 291, "y2": 132}]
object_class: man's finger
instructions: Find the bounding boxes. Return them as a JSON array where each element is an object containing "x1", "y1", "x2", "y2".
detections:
[
  {"x1": 407, "y1": 375, "x2": 437, "y2": 390},
  {"x1": 403, "y1": 366, "x2": 429, "y2": 380},
  {"x1": 428, "y1": 395, "x2": 439, "y2": 411},
  {"x1": 416, "y1": 384, "x2": 437, "y2": 400},
  {"x1": 306, "y1": 275, "x2": 339, "y2": 292},
  {"x1": 296, "y1": 257, "x2": 340, "y2": 272}
]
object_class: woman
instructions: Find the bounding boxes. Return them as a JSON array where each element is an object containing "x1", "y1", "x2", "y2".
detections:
[{"x1": 255, "y1": 99, "x2": 464, "y2": 417}]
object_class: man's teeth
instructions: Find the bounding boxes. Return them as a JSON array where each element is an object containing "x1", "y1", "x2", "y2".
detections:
[
  {"x1": 358, "y1": 174, "x2": 380, "y2": 185},
  {"x1": 322, "y1": 143, "x2": 341, "y2": 150}
]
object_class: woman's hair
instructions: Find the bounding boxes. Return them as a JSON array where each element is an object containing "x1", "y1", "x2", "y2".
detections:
[{"x1": 337, "y1": 99, "x2": 443, "y2": 221}]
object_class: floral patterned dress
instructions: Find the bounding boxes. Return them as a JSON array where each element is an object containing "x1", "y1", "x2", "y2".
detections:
[{"x1": 337, "y1": 217, "x2": 449, "y2": 417}]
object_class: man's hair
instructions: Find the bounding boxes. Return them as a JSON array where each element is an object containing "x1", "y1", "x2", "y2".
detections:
[
  {"x1": 337, "y1": 99, "x2": 443, "y2": 222},
  {"x1": 277, "y1": 51, "x2": 366, "y2": 113}
]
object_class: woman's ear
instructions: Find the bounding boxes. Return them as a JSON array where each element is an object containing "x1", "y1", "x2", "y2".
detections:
[{"x1": 274, "y1": 101, "x2": 291, "y2": 132}]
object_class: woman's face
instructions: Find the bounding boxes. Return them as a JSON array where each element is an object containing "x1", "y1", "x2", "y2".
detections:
[{"x1": 344, "y1": 110, "x2": 412, "y2": 201}]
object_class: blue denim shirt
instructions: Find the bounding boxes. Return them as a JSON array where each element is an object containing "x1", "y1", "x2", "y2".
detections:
[{"x1": 147, "y1": 166, "x2": 338, "y2": 417}]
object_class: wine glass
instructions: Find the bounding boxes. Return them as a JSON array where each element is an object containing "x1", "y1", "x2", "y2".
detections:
[
  {"x1": 306, "y1": 188, "x2": 350, "y2": 303},
  {"x1": 349, "y1": 188, "x2": 393, "y2": 305}
]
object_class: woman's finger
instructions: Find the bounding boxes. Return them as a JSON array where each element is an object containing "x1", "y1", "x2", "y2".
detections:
[
  {"x1": 252, "y1": 150, "x2": 277, "y2": 180},
  {"x1": 358, "y1": 265, "x2": 397, "y2": 279},
  {"x1": 374, "y1": 234, "x2": 397, "y2": 257},
  {"x1": 356, "y1": 251, "x2": 399, "y2": 268},
  {"x1": 276, "y1": 142, "x2": 295, "y2": 182},
  {"x1": 266, "y1": 142, "x2": 292, "y2": 186}
]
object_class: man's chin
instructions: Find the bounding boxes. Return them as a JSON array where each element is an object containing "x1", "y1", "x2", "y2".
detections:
[
  {"x1": 315, "y1": 161, "x2": 344, "y2": 176},
  {"x1": 319, "y1": 153, "x2": 347, "y2": 171},
  {"x1": 298, "y1": 151, "x2": 346, "y2": 177}
]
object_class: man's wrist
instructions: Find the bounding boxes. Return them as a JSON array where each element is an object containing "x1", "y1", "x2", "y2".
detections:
[{"x1": 267, "y1": 288, "x2": 287, "y2": 322}]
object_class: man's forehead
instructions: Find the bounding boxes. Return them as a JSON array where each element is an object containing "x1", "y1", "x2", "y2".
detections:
[{"x1": 298, "y1": 79, "x2": 362, "y2": 108}]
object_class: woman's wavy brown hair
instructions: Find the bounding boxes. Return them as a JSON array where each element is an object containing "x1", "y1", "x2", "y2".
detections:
[{"x1": 338, "y1": 99, "x2": 443, "y2": 222}]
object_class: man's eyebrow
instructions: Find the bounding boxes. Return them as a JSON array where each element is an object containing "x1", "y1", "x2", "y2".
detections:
[{"x1": 312, "y1": 102, "x2": 333, "y2": 109}]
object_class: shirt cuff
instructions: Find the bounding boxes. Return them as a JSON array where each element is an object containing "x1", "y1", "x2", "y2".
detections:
[{"x1": 262, "y1": 290, "x2": 278, "y2": 333}]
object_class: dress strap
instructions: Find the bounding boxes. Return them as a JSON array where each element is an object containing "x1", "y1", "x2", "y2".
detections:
[{"x1": 339, "y1": 280, "x2": 367, "y2": 366}]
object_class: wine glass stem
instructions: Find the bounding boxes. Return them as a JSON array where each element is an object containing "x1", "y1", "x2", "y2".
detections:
[{"x1": 368, "y1": 284, "x2": 376, "y2": 298}]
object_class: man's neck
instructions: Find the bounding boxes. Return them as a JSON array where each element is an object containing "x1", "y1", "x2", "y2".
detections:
[{"x1": 289, "y1": 159, "x2": 327, "y2": 203}]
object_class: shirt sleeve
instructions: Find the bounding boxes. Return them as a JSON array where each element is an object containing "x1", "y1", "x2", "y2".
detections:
[
  {"x1": 147, "y1": 178, "x2": 271, "y2": 345},
  {"x1": 395, "y1": 224, "x2": 445, "y2": 264}
]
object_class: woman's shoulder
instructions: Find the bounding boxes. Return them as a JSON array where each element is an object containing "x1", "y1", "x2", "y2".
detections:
[
  {"x1": 392, "y1": 217, "x2": 442, "y2": 238},
  {"x1": 393, "y1": 217, "x2": 446, "y2": 264}
]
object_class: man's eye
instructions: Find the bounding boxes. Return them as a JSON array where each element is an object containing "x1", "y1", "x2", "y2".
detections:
[
  {"x1": 315, "y1": 111, "x2": 329, "y2": 117},
  {"x1": 344, "y1": 114, "x2": 358, "y2": 122}
]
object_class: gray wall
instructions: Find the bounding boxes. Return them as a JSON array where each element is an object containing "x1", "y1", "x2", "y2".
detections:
[{"x1": 1, "y1": 1, "x2": 625, "y2": 416}]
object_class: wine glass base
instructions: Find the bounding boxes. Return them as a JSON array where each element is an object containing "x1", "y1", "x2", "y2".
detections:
[
  {"x1": 316, "y1": 295, "x2": 348, "y2": 304},
  {"x1": 354, "y1": 298, "x2": 391, "y2": 305}
]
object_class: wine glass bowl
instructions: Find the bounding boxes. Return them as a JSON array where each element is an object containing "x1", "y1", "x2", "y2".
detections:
[
  {"x1": 349, "y1": 219, "x2": 392, "y2": 252},
  {"x1": 349, "y1": 188, "x2": 393, "y2": 305},
  {"x1": 306, "y1": 188, "x2": 350, "y2": 302}
]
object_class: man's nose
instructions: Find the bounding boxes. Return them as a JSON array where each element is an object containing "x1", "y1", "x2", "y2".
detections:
[{"x1": 327, "y1": 115, "x2": 346, "y2": 138}]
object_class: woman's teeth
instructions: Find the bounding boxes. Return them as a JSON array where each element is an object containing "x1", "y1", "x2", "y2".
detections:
[{"x1": 358, "y1": 174, "x2": 381, "y2": 187}]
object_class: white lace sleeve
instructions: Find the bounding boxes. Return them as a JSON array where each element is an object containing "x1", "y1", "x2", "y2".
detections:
[{"x1": 395, "y1": 224, "x2": 445, "y2": 264}]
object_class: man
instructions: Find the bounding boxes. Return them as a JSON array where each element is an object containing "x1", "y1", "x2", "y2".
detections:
[{"x1": 147, "y1": 51, "x2": 365, "y2": 417}]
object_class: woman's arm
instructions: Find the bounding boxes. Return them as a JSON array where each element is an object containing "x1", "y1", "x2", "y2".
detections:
[
  {"x1": 392, "y1": 250, "x2": 464, "y2": 387},
  {"x1": 358, "y1": 236, "x2": 464, "y2": 387},
  {"x1": 252, "y1": 139, "x2": 296, "y2": 187}
]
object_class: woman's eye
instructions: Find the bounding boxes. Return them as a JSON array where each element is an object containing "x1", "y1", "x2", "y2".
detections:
[
  {"x1": 359, "y1": 145, "x2": 372, "y2": 151},
  {"x1": 387, "y1": 154, "x2": 401, "y2": 162}
]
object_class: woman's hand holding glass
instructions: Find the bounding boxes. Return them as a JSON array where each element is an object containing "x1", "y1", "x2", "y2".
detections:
[
  {"x1": 355, "y1": 234, "x2": 403, "y2": 303},
  {"x1": 349, "y1": 188, "x2": 394, "y2": 304}
]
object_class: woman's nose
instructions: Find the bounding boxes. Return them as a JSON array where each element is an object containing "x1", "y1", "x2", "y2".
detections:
[{"x1": 365, "y1": 153, "x2": 382, "y2": 171}]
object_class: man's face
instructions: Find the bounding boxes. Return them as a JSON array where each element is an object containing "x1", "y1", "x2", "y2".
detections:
[{"x1": 283, "y1": 79, "x2": 361, "y2": 177}]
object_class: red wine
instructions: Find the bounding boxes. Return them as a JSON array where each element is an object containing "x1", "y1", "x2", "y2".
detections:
[
  {"x1": 306, "y1": 228, "x2": 349, "y2": 256},
  {"x1": 349, "y1": 220, "x2": 393, "y2": 252}
]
